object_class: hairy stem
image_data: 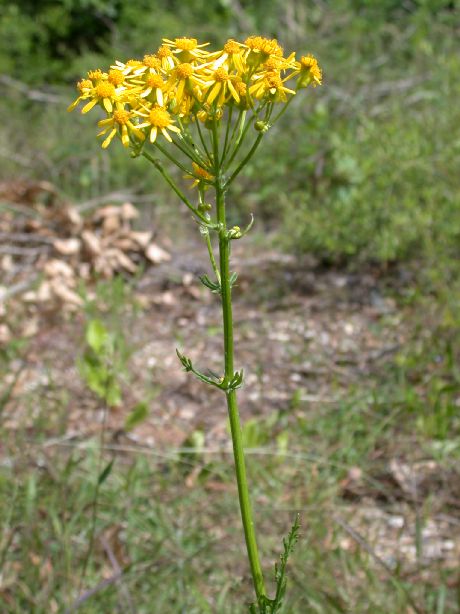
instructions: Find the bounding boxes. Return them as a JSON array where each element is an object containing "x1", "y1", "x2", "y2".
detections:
[{"x1": 215, "y1": 178, "x2": 266, "y2": 603}]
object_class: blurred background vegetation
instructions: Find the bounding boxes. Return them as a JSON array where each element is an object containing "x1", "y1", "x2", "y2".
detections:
[
  {"x1": 1, "y1": 1, "x2": 460, "y2": 612},
  {"x1": 1, "y1": 0, "x2": 459, "y2": 263}
]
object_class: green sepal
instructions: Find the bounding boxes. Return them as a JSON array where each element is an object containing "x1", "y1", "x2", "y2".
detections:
[
  {"x1": 228, "y1": 214, "x2": 254, "y2": 240},
  {"x1": 197, "y1": 219, "x2": 222, "y2": 232},
  {"x1": 229, "y1": 271, "x2": 238, "y2": 289},
  {"x1": 199, "y1": 274, "x2": 221, "y2": 294},
  {"x1": 176, "y1": 349, "x2": 224, "y2": 390},
  {"x1": 226, "y1": 369, "x2": 244, "y2": 392}
]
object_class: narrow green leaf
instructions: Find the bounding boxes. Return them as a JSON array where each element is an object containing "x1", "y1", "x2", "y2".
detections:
[
  {"x1": 98, "y1": 458, "x2": 114, "y2": 485},
  {"x1": 105, "y1": 377, "x2": 122, "y2": 407},
  {"x1": 125, "y1": 401, "x2": 149, "y2": 431},
  {"x1": 86, "y1": 319, "x2": 108, "y2": 354}
]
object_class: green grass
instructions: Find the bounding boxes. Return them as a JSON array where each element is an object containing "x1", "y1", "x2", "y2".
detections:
[
  {"x1": 1, "y1": 256, "x2": 460, "y2": 612},
  {"x1": 1, "y1": 300, "x2": 459, "y2": 613}
]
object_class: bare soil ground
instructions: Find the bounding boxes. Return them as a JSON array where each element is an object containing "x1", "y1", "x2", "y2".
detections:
[
  {"x1": 2, "y1": 212, "x2": 459, "y2": 589},
  {"x1": 6, "y1": 240, "x2": 403, "y2": 446}
]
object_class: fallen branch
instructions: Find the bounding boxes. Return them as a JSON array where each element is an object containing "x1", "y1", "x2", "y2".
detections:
[
  {"x1": 0, "y1": 232, "x2": 55, "y2": 244},
  {"x1": 0, "y1": 245, "x2": 50, "y2": 256},
  {"x1": 0, "y1": 74, "x2": 63, "y2": 104},
  {"x1": 0, "y1": 276, "x2": 39, "y2": 302},
  {"x1": 76, "y1": 191, "x2": 158, "y2": 213}
]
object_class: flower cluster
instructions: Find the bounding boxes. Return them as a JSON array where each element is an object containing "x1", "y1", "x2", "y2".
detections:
[{"x1": 68, "y1": 36, "x2": 322, "y2": 151}]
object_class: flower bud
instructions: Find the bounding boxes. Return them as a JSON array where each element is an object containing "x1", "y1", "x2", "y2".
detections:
[
  {"x1": 254, "y1": 120, "x2": 270, "y2": 133},
  {"x1": 228, "y1": 225, "x2": 242, "y2": 239}
]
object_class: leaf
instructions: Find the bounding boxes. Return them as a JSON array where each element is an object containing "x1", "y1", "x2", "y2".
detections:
[
  {"x1": 272, "y1": 515, "x2": 301, "y2": 612},
  {"x1": 125, "y1": 401, "x2": 149, "y2": 431},
  {"x1": 86, "y1": 319, "x2": 108, "y2": 354},
  {"x1": 98, "y1": 458, "x2": 114, "y2": 485},
  {"x1": 105, "y1": 377, "x2": 122, "y2": 407},
  {"x1": 79, "y1": 353, "x2": 108, "y2": 398},
  {"x1": 199, "y1": 274, "x2": 221, "y2": 293}
]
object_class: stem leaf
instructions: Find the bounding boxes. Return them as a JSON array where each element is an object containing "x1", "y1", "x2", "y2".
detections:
[{"x1": 97, "y1": 458, "x2": 114, "y2": 486}]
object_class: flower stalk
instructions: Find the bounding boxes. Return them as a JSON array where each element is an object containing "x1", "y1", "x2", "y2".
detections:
[
  {"x1": 68, "y1": 34, "x2": 322, "y2": 611},
  {"x1": 216, "y1": 181, "x2": 266, "y2": 600}
]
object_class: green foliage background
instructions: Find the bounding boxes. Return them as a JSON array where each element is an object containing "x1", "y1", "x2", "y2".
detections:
[{"x1": 0, "y1": 0, "x2": 458, "y2": 263}]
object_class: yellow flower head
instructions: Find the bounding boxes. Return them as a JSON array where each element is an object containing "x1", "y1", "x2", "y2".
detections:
[
  {"x1": 244, "y1": 36, "x2": 283, "y2": 68},
  {"x1": 156, "y1": 44, "x2": 175, "y2": 70},
  {"x1": 122, "y1": 59, "x2": 145, "y2": 75},
  {"x1": 87, "y1": 69, "x2": 104, "y2": 81},
  {"x1": 68, "y1": 79, "x2": 118, "y2": 113},
  {"x1": 68, "y1": 36, "x2": 321, "y2": 150},
  {"x1": 139, "y1": 72, "x2": 166, "y2": 104},
  {"x1": 162, "y1": 37, "x2": 211, "y2": 62},
  {"x1": 203, "y1": 66, "x2": 241, "y2": 106},
  {"x1": 249, "y1": 71, "x2": 295, "y2": 102},
  {"x1": 174, "y1": 37, "x2": 198, "y2": 51},
  {"x1": 166, "y1": 62, "x2": 206, "y2": 107},
  {"x1": 296, "y1": 54, "x2": 323, "y2": 87},
  {"x1": 143, "y1": 54, "x2": 162, "y2": 70},
  {"x1": 97, "y1": 104, "x2": 141, "y2": 148},
  {"x1": 77, "y1": 79, "x2": 93, "y2": 93},
  {"x1": 224, "y1": 39, "x2": 241, "y2": 55},
  {"x1": 215, "y1": 39, "x2": 246, "y2": 74},
  {"x1": 136, "y1": 104, "x2": 181, "y2": 143},
  {"x1": 108, "y1": 69, "x2": 124, "y2": 86},
  {"x1": 185, "y1": 162, "x2": 214, "y2": 189}
]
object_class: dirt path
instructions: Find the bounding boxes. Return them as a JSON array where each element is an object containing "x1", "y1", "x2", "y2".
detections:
[{"x1": 6, "y1": 239, "x2": 403, "y2": 447}]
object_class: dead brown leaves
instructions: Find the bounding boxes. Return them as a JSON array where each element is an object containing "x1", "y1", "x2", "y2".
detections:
[{"x1": 0, "y1": 180, "x2": 170, "y2": 320}]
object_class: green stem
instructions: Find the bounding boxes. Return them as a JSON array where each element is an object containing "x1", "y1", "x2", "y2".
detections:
[
  {"x1": 225, "y1": 103, "x2": 273, "y2": 187},
  {"x1": 194, "y1": 113, "x2": 213, "y2": 163},
  {"x1": 142, "y1": 150, "x2": 210, "y2": 225},
  {"x1": 224, "y1": 110, "x2": 247, "y2": 170},
  {"x1": 221, "y1": 104, "x2": 234, "y2": 166},
  {"x1": 215, "y1": 179, "x2": 266, "y2": 604},
  {"x1": 202, "y1": 227, "x2": 220, "y2": 284},
  {"x1": 153, "y1": 140, "x2": 192, "y2": 175},
  {"x1": 225, "y1": 134, "x2": 263, "y2": 188},
  {"x1": 172, "y1": 120, "x2": 210, "y2": 169}
]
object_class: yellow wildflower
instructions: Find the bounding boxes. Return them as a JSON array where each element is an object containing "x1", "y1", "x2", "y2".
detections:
[
  {"x1": 85, "y1": 81, "x2": 117, "y2": 113},
  {"x1": 156, "y1": 45, "x2": 175, "y2": 70},
  {"x1": 111, "y1": 59, "x2": 144, "y2": 76},
  {"x1": 244, "y1": 36, "x2": 283, "y2": 68},
  {"x1": 162, "y1": 37, "x2": 211, "y2": 62},
  {"x1": 68, "y1": 79, "x2": 118, "y2": 114},
  {"x1": 165, "y1": 62, "x2": 206, "y2": 107},
  {"x1": 139, "y1": 72, "x2": 166, "y2": 104},
  {"x1": 87, "y1": 69, "x2": 104, "y2": 81},
  {"x1": 212, "y1": 39, "x2": 246, "y2": 75},
  {"x1": 143, "y1": 54, "x2": 162, "y2": 70},
  {"x1": 263, "y1": 53, "x2": 296, "y2": 73},
  {"x1": 249, "y1": 71, "x2": 295, "y2": 102},
  {"x1": 184, "y1": 162, "x2": 214, "y2": 189},
  {"x1": 68, "y1": 36, "x2": 321, "y2": 152},
  {"x1": 203, "y1": 66, "x2": 241, "y2": 106},
  {"x1": 97, "y1": 104, "x2": 141, "y2": 148},
  {"x1": 293, "y1": 54, "x2": 323, "y2": 87},
  {"x1": 108, "y1": 69, "x2": 125, "y2": 86},
  {"x1": 135, "y1": 104, "x2": 180, "y2": 142}
]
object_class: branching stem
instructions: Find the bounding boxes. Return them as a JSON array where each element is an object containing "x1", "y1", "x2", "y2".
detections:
[
  {"x1": 214, "y1": 135, "x2": 266, "y2": 601},
  {"x1": 142, "y1": 151, "x2": 210, "y2": 225}
]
